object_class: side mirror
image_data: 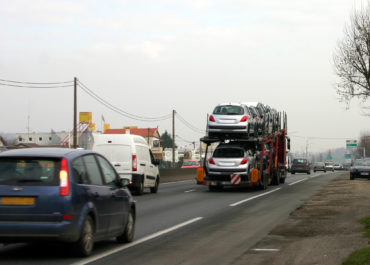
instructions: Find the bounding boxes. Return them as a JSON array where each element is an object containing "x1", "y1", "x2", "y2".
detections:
[
  {"x1": 153, "y1": 159, "x2": 160, "y2": 166},
  {"x1": 287, "y1": 138, "x2": 291, "y2": 150},
  {"x1": 119, "y1": 178, "x2": 130, "y2": 187}
]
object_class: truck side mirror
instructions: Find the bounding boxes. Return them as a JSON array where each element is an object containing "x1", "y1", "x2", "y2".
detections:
[{"x1": 287, "y1": 138, "x2": 291, "y2": 150}]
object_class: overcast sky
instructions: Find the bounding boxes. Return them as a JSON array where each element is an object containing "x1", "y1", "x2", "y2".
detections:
[{"x1": 0, "y1": 0, "x2": 369, "y2": 153}]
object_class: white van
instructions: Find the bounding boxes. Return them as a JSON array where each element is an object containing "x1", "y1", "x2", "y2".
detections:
[{"x1": 93, "y1": 134, "x2": 160, "y2": 195}]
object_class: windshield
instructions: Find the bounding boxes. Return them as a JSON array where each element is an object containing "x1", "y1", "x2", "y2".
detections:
[
  {"x1": 293, "y1": 159, "x2": 307, "y2": 165},
  {"x1": 0, "y1": 158, "x2": 60, "y2": 186},
  {"x1": 213, "y1": 106, "x2": 244, "y2": 115},
  {"x1": 213, "y1": 148, "x2": 244, "y2": 158},
  {"x1": 354, "y1": 160, "x2": 370, "y2": 166}
]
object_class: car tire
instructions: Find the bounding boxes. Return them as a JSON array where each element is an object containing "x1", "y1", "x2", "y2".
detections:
[
  {"x1": 307, "y1": 171, "x2": 311, "y2": 175},
  {"x1": 73, "y1": 215, "x2": 94, "y2": 257},
  {"x1": 136, "y1": 177, "x2": 144, "y2": 195},
  {"x1": 314, "y1": 170, "x2": 316, "y2": 173},
  {"x1": 291, "y1": 171, "x2": 295, "y2": 174},
  {"x1": 150, "y1": 177, "x2": 159, "y2": 193},
  {"x1": 117, "y1": 209, "x2": 135, "y2": 243}
]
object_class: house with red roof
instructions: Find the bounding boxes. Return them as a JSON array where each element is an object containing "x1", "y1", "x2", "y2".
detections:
[{"x1": 103, "y1": 127, "x2": 163, "y2": 160}]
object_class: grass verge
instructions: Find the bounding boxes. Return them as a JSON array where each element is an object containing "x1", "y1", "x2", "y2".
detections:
[{"x1": 342, "y1": 217, "x2": 370, "y2": 265}]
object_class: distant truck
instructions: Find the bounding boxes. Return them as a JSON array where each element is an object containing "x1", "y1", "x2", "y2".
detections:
[{"x1": 343, "y1": 153, "x2": 353, "y2": 170}]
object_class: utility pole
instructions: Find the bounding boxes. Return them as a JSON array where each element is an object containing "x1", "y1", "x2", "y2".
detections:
[
  {"x1": 172, "y1": 110, "x2": 176, "y2": 168},
  {"x1": 73, "y1": 77, "x2": 77, "y2": 149}
]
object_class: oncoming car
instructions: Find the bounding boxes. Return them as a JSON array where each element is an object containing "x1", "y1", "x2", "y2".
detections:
[{"x1": 0, "y1": 148, "x2": 136, "y2": 257}]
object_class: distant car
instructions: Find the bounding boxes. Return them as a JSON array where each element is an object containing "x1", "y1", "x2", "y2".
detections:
[
  {"x1": 181, "y1": 160, "x2": 200, "y2": 168},
  {"x1": 325, "y1": 162, "x2": 335, "y2": 172},
  {"x1": 208, "y1": 103, "x2": 257, "y2": 139},
  {"x1": 290, "y1": 158, "x2": 311, "y2": 174},
  {"x1": 350, "y1": 159, "x2": 370, "y2": 180},
  {"x1": 313, "y1": 162, "x2": 326, "y2": 172},
  {"x1": 333, "y1": 163, "x2": 343, "y2": 170},
  {"x1": 207, "y1": 142, "x2": 257, "y2": 190},
  {"x1": 0, "y1": 148, "x2": 136, "y2": 257}
]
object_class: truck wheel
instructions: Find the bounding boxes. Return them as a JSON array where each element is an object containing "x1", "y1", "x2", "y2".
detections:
[
  {"x1": 291, "y1": 171, "x2": 295, "y2": 174},
  {"x1": 259, "y1": 175, "x2": 267, "y2": 190},
  {"x1": 150, "y1": 177, "x2": 159, "y2": 193}
]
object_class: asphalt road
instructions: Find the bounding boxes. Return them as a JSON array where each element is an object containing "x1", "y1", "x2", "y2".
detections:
[{"x1": 0, "y1": 171, "x2": 341, "y2": 265}]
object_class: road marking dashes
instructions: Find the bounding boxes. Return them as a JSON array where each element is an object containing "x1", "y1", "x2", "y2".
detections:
[
  {"x1": 229, "y1": 188, "x2": 281, "y2": 207},
  {"x1": 288, "y1": 178, "x2": 308, "y2": 186},
  {"x1": 184, "y1": 189, "x2": 196, "y2": 193}
]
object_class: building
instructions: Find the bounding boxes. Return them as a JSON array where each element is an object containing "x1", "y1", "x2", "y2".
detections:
[
  {"x1": 14, "y1": 132, "x2": 69, "y2": 146},
  {"x1": 103, "y1": 128, "x2": 163, "y2": 160}
]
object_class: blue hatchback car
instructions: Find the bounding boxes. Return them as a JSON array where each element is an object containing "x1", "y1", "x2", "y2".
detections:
[{"x1": 0, "y1": 148, "x2": 136, "y2": 256}]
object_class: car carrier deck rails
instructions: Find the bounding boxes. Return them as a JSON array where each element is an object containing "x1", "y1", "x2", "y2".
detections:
[{"x1": 198, "y1": 112, "x2": 289, "y2": 191}]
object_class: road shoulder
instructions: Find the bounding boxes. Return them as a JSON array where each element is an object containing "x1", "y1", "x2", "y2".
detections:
[{"x1": 233, "y1": 172, "x2": 370, "y2": 265}]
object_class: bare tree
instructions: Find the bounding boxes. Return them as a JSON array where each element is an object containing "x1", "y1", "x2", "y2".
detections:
[{"x1": 333, "y1": 2, "x2": 370, "y2": 105}]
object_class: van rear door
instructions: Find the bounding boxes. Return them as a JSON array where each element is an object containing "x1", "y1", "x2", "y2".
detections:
[{"x1": 93, "y1": 144, "x2": 131, "y2": 174}]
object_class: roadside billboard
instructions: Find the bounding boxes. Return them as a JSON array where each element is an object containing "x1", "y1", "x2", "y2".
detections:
[{"x1": 80, "y1": 112, "x2": 92, "y2": 123}]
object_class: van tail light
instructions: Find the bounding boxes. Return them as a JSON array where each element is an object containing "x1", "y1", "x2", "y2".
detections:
[
  {"x1": 132, "y1": 155, "x2": 137, "y2": 171},
  {"x1": 209, "y1": 158, "x2": 216, "y2": 165},
  {"x1": 262, "y1": 116, "x2": 264, "y2": 120},
  {"x1": 306, "y1": 162, "x2": 309, "y2": 166},
  {"x1": 59, "y1": 158, "x2": 70, "y2": 196},
  {"x1": 240, "y1": 116, "x2": 248, "y2": 122},
  {"x1": 209, "y1": 115, "x2": 215, "y2": 122},
  {"x1": 240, "y1": 158, "x2": 248, "y2": 165},
  {"x1": 254, "y1": 117, "x2": 257, "y2": 120}
]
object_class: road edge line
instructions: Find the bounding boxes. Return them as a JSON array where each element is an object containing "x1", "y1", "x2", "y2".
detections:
[{"x1": 72, "y1": 217, "x2": 204, "y2": 265}]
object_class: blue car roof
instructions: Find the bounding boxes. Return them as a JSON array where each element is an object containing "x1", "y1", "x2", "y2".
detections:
[{"x1": 0, "y1": 148, "x2": 94, "y2": 158}]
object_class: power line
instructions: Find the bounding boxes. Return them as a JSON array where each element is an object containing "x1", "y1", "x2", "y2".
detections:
[
  {"x1": 0, "y1": 82, "x2": 73, "y2": 88},
  {"x1": 176, "y1": 134, "x2": 195, "y2": 144},
  {"x1": 0, "y1": 78, "x2": 73, "y2": 85},
  {"x1": 175, "y1": 112, "x2": 205, "y2": 134},
  {"x1": 78, "y1": 80, "x2": 172, "y2": 122}
]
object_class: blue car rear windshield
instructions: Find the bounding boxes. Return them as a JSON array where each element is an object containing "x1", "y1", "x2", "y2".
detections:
[
  {"x1": 213, "y1": 148, "x2": 244, "y2": 158},
  {"x1": 0, "y1": 158, "x2": 60, "y2": 186},
  {"x1": 213, "y1": 106, "x2": 244, "y2": 115}
]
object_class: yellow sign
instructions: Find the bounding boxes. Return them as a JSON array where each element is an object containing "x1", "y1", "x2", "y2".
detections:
[
  {"x1": 80, "y1": 112, "x2": 92, "y2": 123},
  {"x1": 123, "y1": 126, "x2": 138, "y2": 129},
  {"x1": 104, "y1": 123, "x2": 110, "y2": 131},
  {"x1": 88, "y1": 123, "x2": 96, "y2": 131}
]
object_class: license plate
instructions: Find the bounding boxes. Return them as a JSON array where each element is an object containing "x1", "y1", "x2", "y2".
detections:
[
  {"x1": 1, "y1": 197, "x2": 35, "y2": 206},
  {"x1": 297, "y1": 167, "x2": 303, "y2": 170},
  {"x1": 361, "y1": 172, "x2": 369, "y2": 176}
]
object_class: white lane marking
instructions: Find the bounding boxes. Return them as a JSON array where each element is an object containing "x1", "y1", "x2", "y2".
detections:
[
  {"x1": 72, "y1": 217, "x2": 203, "y2": 265},
  {"x1": 162, "y1": 180, "x2": 194, "y2": 185},
  {"x1": 288, "y1": 178, "x2": 308, "y2": 186},
  {"x1": 230, "y1": 188, "x2": 281, "y2": 207},
  {"x1": 184, "y1": 189, "x2": 196, "y2": 193},
  {"x1": 252, "y1": 248, "x2": 280, "y2": 252}
]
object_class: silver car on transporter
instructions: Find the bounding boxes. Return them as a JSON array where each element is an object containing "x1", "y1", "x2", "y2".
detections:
[
  {"x1": 207, "y1": 103, "x2": 257, "y2": 139},
  {"x1": 206, "y1": 142, "x2": 257, "y2": 190}
]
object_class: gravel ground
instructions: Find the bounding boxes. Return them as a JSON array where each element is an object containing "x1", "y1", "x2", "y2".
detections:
[{"x1": 232, "y1": 172, "x2": 370, "y2": 265}]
